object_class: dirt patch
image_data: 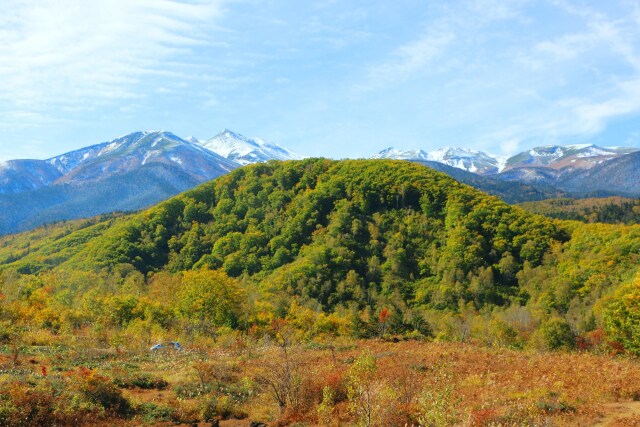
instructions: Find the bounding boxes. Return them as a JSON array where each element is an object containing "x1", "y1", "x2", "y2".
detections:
[{"x1": 595, "y1": 401, "x2": 640, "y2": 426}]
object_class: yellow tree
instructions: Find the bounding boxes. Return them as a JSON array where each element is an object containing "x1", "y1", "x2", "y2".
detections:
[{"x1": 177, "y1": 269, "x2": 245, "y2": 329}]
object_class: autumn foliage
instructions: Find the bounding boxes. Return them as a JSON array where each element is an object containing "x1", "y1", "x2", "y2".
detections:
[{"x1": 0, "y1": 159, "x2": 639, "y2": 425}]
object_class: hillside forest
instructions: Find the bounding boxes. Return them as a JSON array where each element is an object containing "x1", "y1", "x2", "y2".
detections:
[{"x1": 1, "y1": 159, "x2": 639, "y2": 426}]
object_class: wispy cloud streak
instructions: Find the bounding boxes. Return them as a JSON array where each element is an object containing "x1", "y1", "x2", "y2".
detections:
[{"x1": 0, "y1": 0, "x2": 227, "y2": 113}]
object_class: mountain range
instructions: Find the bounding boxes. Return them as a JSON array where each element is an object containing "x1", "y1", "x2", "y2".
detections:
[
  {"x1": 376, "y1": 143, "x2": 640, "y2": 196},
  {"x1": 0, "y1": 130, "x2": 639, "y2": 235},
  {"x1": 0, "y1": 130, "x2": 300, "y2": 234}
]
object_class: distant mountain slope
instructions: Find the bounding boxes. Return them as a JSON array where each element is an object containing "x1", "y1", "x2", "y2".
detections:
[
  {"x1": 495, "y1": 144, "x2": 639, "y2": 187},
  {"x1": 374, "y1": 143, "x2": 640, "y2": 198},
  {"x1": 0, "y1": 163, "x2": 207, "y2": 235},
  {"x1": 375, "y1": 143, "x2": 638, "y2": 178},
  {"x1": 496, "y1": 166, "x2": 562, "y2": 187},
  {"x1": 195, "y1": 129, "x2": 302, "y2": 166},
  {"x1": 49, "y1": 131, "x2": 238, "y2": 183},
  {"x1": 558, "y1": 151, "x2": 640, "y2": 196},
  {"x1": 504, "y1": 144, "x2": 636, "y2": 171},
  {"x1": 496, "y1": 149, "x2": 640, "y2": 196},
  {"x1": 0, "y1": 160, "x2": 62, "y2": 194},
  {"x1": 0, "y1": 131, "x2": 241, "y2": 235}
]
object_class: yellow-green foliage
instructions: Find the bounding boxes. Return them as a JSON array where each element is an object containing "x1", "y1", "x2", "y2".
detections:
[
  {"x1": 0, "y1": 213, "x2": 129, "y2": 274},
  {"x1": 177, "y1": 269, "x2": 245, "y2": 328},
  {"x1": 519, "y1": 196, "x2": 640, "y2": 224},
  {"x1": 346, "y1": 351, "x2": 378, "y2": 426},
  {"x1": 603, "y1": 277, "x2": 640, "y2": 355}
]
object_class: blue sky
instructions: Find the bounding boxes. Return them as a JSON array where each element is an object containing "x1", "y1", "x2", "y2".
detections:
[{"x1": 1, "y1": 0, "x2": 639, "y2": 161}]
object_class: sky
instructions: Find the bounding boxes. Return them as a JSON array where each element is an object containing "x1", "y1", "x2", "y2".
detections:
[{"x1": 1, "y1": 0, "x2": 640, "y2": 161}]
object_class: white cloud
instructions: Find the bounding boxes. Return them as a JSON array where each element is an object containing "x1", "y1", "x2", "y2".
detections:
[
  {"x1": 531, "y1": 19, "x2": 638, "y2": 68},
  {"x1": 368, "y1": 32, "x2": 455, "y2": 88},
  {"x1": 470, "y1": 2, "x2": 640, "y2": 153},
  {"x1": 357, "y1": 0, "x2": 526, "y2": 93},
  {"x1": 478, "y1": 74, "x2": 640, "y2": 152},
  {"x1": 0, "y1": 0, "x2": 228, "y2": 114},
  {"x1": 535, "y1": 32, "x2": 598, "y2": 61},
  {"x1": 570, "y1": 77, "x2": 640, "y2": 133},
  {"x1": 0, "y1": 110, "x2": 68, "y2": 129},
  {"x1": 352, "y1": 28, "x2": 456, "y2": 94}
]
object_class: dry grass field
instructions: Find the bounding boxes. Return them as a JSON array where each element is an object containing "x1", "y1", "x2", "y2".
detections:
[{"x1": 2, "y1": 337, "x2": 640, "y2": 426}]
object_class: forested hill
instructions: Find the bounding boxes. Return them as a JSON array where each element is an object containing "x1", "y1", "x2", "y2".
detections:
[
  {"x1": 2, "y1": 159, "x2": 639, "y2": 353},
  {"x1": 0, "y1": 158, "x2": 571, "y2": 304}
]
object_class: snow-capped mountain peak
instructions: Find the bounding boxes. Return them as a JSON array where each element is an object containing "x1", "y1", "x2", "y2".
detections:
[
  {"x1": 427, "y1": 147, "x2": 506, "y2": 174},
  {"x1": 196, "y1": 129, "x2": 303, "y2": 165}
]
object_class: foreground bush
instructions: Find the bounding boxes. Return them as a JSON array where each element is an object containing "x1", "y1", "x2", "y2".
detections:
[{"x1": 0, "y1": 366, "x2": 132, "y2": 426}]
